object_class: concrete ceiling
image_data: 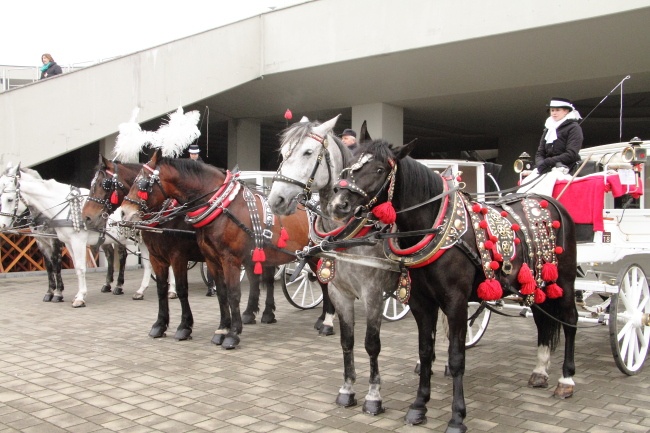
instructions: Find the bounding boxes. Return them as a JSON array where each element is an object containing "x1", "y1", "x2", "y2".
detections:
[{"x1": 188, "y1": 6, "x2": 650, "y2": 159}]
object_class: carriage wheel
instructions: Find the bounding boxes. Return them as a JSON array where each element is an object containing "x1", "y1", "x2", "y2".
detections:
[
  {"x1": 609, "y1": 264, "x2": 650, "y2": 375},
  {"x1": 200, "y1": 262, "x2": 246, "y2": 287},
  {"x1": 280, "y1": 262, "x2": 323, "y2": 309},
  {"x1": 382, "y1": 290, "x2": 410, "y2": 321},
  {"x1": 466, "y1": 302, "x2": 491, "y2": 348}
]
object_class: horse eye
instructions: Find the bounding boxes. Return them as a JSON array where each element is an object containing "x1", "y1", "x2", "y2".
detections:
[{"x1": 303, "y1": 149, "x2": 313, "y2": 156}]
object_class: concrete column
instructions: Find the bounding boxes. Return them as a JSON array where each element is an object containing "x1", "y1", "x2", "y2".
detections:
[
  {"x1": 227, "y1": 118, "x2": 261, "y2": 170},
  {"x1": 352, "y1": 103, "x2": 403, "y2": 146}
]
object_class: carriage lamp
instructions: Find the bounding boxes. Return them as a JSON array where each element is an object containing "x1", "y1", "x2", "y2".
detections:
[
  {"x1": 621, "y1": 137, "x2": 647, "y2": 165},
  {"x1": 514, "y1": 152, "x2": 532, "y2": 174}
]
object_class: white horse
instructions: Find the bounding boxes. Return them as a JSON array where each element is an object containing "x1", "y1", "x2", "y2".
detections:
[
  {"x1": 267, "y1": 116, "x2": 401, "y2": 415},
  {"x1": 0, "y1": 166, "x2": 163, "y2": 306}
]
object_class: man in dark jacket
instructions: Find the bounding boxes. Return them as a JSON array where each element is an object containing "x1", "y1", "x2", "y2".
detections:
[
  {"x1": 535, "y1": 97, "x2": 583, "y2": 175},
  {"x1": 40, "y1": 53, "x2": 63, "y2": 80}
]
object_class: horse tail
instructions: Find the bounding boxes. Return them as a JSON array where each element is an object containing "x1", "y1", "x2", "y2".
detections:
[{"x1": 537, "y1": 301, "x2": 562, "y2": 352}]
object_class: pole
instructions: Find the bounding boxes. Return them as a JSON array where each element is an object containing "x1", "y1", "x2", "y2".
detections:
[{"x1": 555, "y1": 155, "x2": 592, "y2": 200}]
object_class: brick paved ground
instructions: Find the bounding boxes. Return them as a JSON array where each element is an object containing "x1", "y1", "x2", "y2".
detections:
[{"x1": 0, "y1": 268, "x2": 648, "y2": 433}]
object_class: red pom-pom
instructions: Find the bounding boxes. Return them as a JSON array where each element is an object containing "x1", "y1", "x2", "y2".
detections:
[
  {"x1": 511, "y1": 223, "x2": 520, "y2": 231},
  {"x1": 554, "y1": 246, "x2": 564, "y2": 255},
  {"x1": 254, "y1": 261, "x2": 263, "y2": 275},
  {"x1": 477, "y1": 279, "x2": 503, "y2": 301},
  {"x1": 490, "y1": 260, "x2": 500, "y2": 270},
  {"x1": 456, "y1": 176, "x2": 462, "y2": 182},
  {"x1": 490, "y1": 235, "x2": 498, "y2": 242},
  {"x1": 472, "y1": 203, "x2": 481, "y2": 213},
  {"x1": 479, "y1": 220, "x2": 488, "y2": 229},
  {"x1": 137, "y1": 190, "x2": 148, "y2": 200},
  {"x1": 520, "y1": 281, "x2": 536, "y2": 295},
  {"x1": 493, "y1": 252, "x2": 503, "y2": 262},
  {"x1": 514, "y1": 238, "x2": 521, "y2": 245},
  {"x1": 277, "y1": 227, "x2": 289, "y2": 248},
  {"x1": 484, "y1": 240, "x2": 494, "y2": 250},
  {"x1": 501, "y1": 211, "x2": 508, "y2": 217},
  {"x1": 371, "y1": 201, "x2": 397, "y2": 224},
  {"x1": 110, "y1": 191, "x2": 119, "y2": 205},
  {"x1": 540, "y1": 200, "x2": 548, "y2": 208},
  {"x1": 480, "y1": 207, "x2": 488, "y2": 215},
  {"x1": 546, "y1": 283, "x2": 564, "y2": 299},
  {"x1": 284, "y1": 109, "x2": 293, "y2": 120},
  {"x1": 552, "y1": 220, "x2": 561, "y2": 229},
  {"x1": 252, "y1": 247, "x2": 266, "y2": 263},
  {"x1": 541, "y1": 262, "x2": 558, "y2": 282},
  {"x1": 534, "y1": 287, "x2": 547, "y2": 304}
]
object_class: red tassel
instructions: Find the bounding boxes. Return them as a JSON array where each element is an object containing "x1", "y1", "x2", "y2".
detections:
[
  {"x1": 371, "y1": 202, "x2": 397, "y2": 224},
  {"x1": 137, "y1": 190, "x2": 148, "y2": 200},
  {"x1": 546, "y1": 283, "x2": 564, "y2": 299},
  {"x1": 252, "y1": 247, "x2": 266, "y2": 263},
  {"x1": 477, "y1": 279, "x2": 503, "y2": 301},
  {"x1": 542, "y1": 262, "x2": 558, "y2": 282},
  {"x1": 110, "y1": 191, "x2": 119, "y2": 205},
  {"x1": 518, "y1": 263, "x2": 536, "y2": 295},
  {"x1": 254, "y1": 261, "x2": 263, "y2": 275},
  {"x1": 277, "y1": 227, "x2": 289, "y2": 248},
  {"x1": 520, "y1": 281, "x2": 536, "y2": 295},
  {"x1": 534, "y1": 287, "x2": 547, "y2": 304}
]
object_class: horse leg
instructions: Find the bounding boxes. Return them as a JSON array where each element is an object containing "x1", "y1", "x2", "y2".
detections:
[
  {"x1": 317, "y1": 282, "x2": 336, "y2": 336},
  {"x1": 148, "y1": 258, "x2": 170, "y2": 338},
  {"x1": 242, "y1": 267, "x2": 260, "y2": 324},
  {"x1": 220, "y1": 264, "x2": 243, "y2": 350},
  {"x1": 69, "y1": 240, "x2": 89, "y2": 308},
  {"x1": 168, "y1": 266, "x2": 178, "y2": 299},
  {"x1": 211, "y1": 269, "x2": 231, "y2": 346},
  {"x1": 443, "y1": 309, "x2": 468, "y2": 433},
  {"x1": 37, "y1": 239, "x2": 56, "y2": 302},
  {"x1": 112, "y1": 245, "x2": 127, "y2": 295},
  {"x1": 260, "y1": 266, "x2": 277, "y2": 324},
  {"x1": 328, "y1": 285, "x2": 358, "y2": 408},
  {"x1": 133, "y1": 242, "x2": 151, "y2": 300},
  {"x1": 172, "y1": 261, "x2": 193, "y2": 341},
  {"x1": 51, "y1": 239, "x2": 65, "y2": 302},
  {"x1": 100, "y1": 244, "x2": 114, "y2": 293},
  {"x1": 361, "y1": 285, "x2": 385, "y2": 415}
]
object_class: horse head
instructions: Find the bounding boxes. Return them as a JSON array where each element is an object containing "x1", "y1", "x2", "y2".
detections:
[
  {"x1": 0, "y1": 165, "x2": 28, "y2": 229},
  {"x1": 328, "y1": 139, "x2": 417, "y2": 224},
  {"x1": 268, "y1": 114, "x2": 353, "y2": 215},
  {"x1": 83, "y1": 155, "x2": 121, "y2": 229}
]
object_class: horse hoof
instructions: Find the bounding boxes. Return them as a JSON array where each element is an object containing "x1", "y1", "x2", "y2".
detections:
[
  {"x1": 319, "y1": 325, "x2": 335, "y2": 336},
  {"x1": 528, "y1": 372, "x2": 549, "y2": 388},
  {"x1": 212, "y1": 334, "x2": 226, "y2": 345},
  {"x1": 314, "y1": 317, "x2": 324, "y2": 330},
  {"x1": 205, "y1": 288, "x2": 216, "y2": 297},
  {"x1": 149, "y1": 327, "x2": 167, "y2": 338},
  {"x1": 404, "y1": 408, "x2": 427, "y2": 425},
  {"x1": 222, "y1": 335, "x2": 240, "y2": 350},
  {"x1": 362, "y1": 400, "x2": 384, "y2": 415},
  {"x1": 261, "y1": 316, "x2": 277, "y2": 324},
  {"x1": 132, "y1": 293, "x2": 144, "y2": 300},
  {"x1": 101, "y1": 284, "x2": 112, "y2": 293},
  {"x1": 43, "y1": 293, "x2": 53, "y2": 302},
  {"x1": 113, "y1": 287, "x2": 124, "y2": 295},
  {"x1": 168, "y1": 292, "x2": 178, "y2": 299},
  {"x1": 52, "y1": 295, "x2": 64, "y2": 303},
  {"x1": 71, "y1": 299, "x2": 86, "y2": 308},
  {"x1": 242, "y1": 313, "x2": 256, "y2": 325},
  {"x1": 174, "y1": 329, "x2": 193, "y2": 341},
  {"x1": 553, "y1": 383, "x2": 574, "y2": 399},
  {"x1": 445, "y1": 423, "x2": 467, "y2": 433},
  {"x1": 414, "y1": 361, "x2": 421, "y2": 375},
  {"x1": 335, "y1": 393, "x2": 357, "y2": 408}
]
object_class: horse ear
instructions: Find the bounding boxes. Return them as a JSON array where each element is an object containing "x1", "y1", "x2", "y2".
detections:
[
  {"x1": 99, "y1": 154, "x2": 108, "y2": 168},
  {"x1": 392, "y1": 138, "x2": 418, "y2": 160},
  {"x1": 299, "y1": 116, "x2": 309, "y2": 123},
  {"x1": 149, "y1": 149, "x2": 161, "y2": 167},
  {"x1": 313, "y1": 114, "x2": 341, "y2": 136},
  {"x1": 359, "y1": 120, "x2": 371, "y2": 142}
]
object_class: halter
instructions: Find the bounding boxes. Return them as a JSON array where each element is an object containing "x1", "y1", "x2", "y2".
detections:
[
  {"x1": 0, "y1": 172, "x2": 30, "y2": 225},
  {"x1": 273, "y1": 132, "x2": 333, "y2": 204},
  {"x1": 87, "y1": 165, "x2": 126, "y2": 217},
  {"x1": 124, "y1": 164, "x2": 169, "y2": 214}
]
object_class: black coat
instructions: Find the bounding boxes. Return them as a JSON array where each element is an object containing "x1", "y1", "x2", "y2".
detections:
[
  {"x1": 40, "y1": 62, "x2": 62, "y2": 79},
  {"x1": 534, "y1": 119, "x2": 583, "y2": 173}
]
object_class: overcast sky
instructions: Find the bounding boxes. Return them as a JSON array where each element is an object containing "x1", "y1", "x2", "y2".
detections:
[{"x1": 2, "y1": 0, "x2": 307, "y2": 67}]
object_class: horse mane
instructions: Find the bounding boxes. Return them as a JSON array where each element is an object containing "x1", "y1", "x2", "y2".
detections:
[
  {"x1": 357, "y1": 139, "x2": 443, "y2": 207},
  {"x1": 158, "y1": 157, "x2": 227, "y2": 179},
  {"x1": 279, "y1": 120, "x2": 354, "y2": 168},
  {"x1": 20, "y1": 167, "x2": 43, "y2": 179}
]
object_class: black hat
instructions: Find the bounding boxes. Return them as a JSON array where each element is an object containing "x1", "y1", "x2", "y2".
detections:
[
  {"x1": 547, "y1": 97, "x2": 574, "y2": 111},
  {"x1": 341, "y1": 129, "x2": 356, "y2": 138},
  {"x1": 188, "y1": 144, "x2": 200, "y2": 154}
]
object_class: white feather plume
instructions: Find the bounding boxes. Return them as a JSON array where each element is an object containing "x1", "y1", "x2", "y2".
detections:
[
  {"x1": 151, "y1": 107, "x2": 201, "y2": 158},
  {"x1": 112, "y1": 107, "x2": 157, "y2": 161}
]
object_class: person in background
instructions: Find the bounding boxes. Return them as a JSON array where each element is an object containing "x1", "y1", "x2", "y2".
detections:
[
  {"x1": 188, "y1": 144, "x2": 203, "y2": 162},
  {"x1": 534, "y1": 97, "x2": 583, "y2": 175},
  {"x1": 40, "y1": 53, "x2": 63, "y2": 80},
  {"x1": 341, "y1": 128, "x2": 358, "y2": 152}
]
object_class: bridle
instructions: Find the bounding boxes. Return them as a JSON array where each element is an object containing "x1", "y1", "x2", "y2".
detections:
[
  {"x1": 124, "y1": 164, "x2": 171, "y2": 214},
  {"x1": 0, "y1": 172, "x2": 31, "y2": 225},
  {"x1": 87, "y1": 165, "x2": 127, "y2": 217},
  {"x1": 273, "y1": 132, "x2": 333, "y2": 204}
]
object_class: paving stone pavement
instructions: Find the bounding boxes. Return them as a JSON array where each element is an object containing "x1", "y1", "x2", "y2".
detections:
[{"x1": 0, "y1": 267, "x2": 648, "y2": 433}]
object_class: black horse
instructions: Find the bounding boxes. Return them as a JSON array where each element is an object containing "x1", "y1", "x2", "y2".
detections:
[{"x1": 328, "y1": 139, "x2": 578, "y2": 432}]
